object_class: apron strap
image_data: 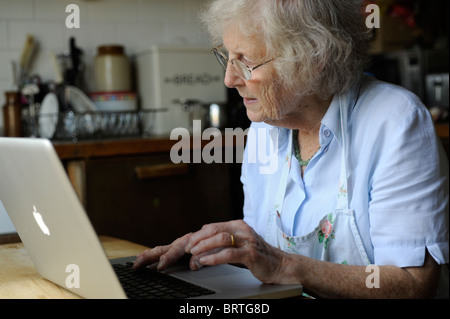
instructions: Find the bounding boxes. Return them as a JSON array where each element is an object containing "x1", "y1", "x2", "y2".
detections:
[
  {"x1": 265, "y1": 129, "x2": 292, "y2": 243},
  {"x1": 337, "y1": 94, "x2": 350, "y2": 210},
  {"x1": 273, "y1": 129, "x2": 293, "y2": 214}
]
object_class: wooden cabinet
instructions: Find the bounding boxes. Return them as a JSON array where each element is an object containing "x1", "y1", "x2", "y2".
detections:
[
  {"x1": 53, "y1": 134, "x2": 245, "y2": 247},
  {"x1": 436, "y1": 123, "x2": 449, "y2": 159}
]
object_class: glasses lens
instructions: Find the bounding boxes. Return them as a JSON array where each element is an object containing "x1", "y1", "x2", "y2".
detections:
[
  {"x1": 233, "y1": 60, "x2": 251, "y2": 81},
  {"x1": 213, "y1": 50, "x2": 228, "y2": 70}
]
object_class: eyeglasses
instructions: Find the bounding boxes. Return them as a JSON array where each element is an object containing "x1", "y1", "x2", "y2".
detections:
[{"x1": 212, "y1": 44, "x2": 275, "y2": 81}]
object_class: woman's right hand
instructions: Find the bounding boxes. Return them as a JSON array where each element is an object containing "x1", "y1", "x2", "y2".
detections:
[{"x1": 132, "y1": 233, "x2": 193, "y2": 271}]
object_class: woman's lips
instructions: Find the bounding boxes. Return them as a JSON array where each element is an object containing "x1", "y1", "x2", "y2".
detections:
[{"x1": 243, "y1": 97, "x2": 258, "y2": 105}]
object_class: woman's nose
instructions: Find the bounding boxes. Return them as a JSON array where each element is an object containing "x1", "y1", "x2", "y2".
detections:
[{"x1": 224, "y1": 64, "x2": 245, "y2": 88}]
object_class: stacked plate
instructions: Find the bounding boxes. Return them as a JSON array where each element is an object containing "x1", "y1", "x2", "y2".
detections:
[{"x1": 89, "y1": 92, "x2": 137, "y2": 112}]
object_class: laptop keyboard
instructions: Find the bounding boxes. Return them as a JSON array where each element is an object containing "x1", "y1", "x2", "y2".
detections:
[{"x1": 112, "y1": 262, "x2": 216, "y2": 299}]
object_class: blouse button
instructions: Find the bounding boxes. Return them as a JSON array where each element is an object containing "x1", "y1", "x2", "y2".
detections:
[{"x1": 323, "y1": 129, "x2": 331, "y2": 137}]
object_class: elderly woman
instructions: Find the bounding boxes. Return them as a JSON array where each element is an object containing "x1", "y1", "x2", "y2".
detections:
[{"x1": 134, "y1": 0, "x2": 449, "y2": 298}]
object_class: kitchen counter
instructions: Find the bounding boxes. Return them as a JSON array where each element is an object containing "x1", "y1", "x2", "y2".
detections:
[
  {"x1": 53, "y1": 130, "x2": 247, "y2": 160},
  {"x1": 53, "y1": 135, "x2": 184, "y2": 160}
]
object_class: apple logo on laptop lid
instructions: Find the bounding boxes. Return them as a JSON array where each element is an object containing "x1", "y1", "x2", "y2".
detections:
[{"x1": 32, "y1": 205, "x2": 51, "y2": 236}]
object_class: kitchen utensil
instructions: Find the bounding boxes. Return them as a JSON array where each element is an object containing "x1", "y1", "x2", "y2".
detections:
[
  {"x1": 21, "y1": 83, "x2": 40, "y2": 137},
  {"x1": 38, "y1": 92, "x2": 59, "y2": 139},
  {"x1": 65, "y1": 86, "x2": 97, "y2": 112},
  {"x1": 18, "y1": 34, "x2": 35, "y2": 87},
  {"x1": 64, "y1": 37, "x2": 83, "y2": 87}
]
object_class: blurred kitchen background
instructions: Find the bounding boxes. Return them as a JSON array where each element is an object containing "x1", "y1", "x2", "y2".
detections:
[
  {"x1": 0, "y1": 0, "x2": 448, "y2": 246},
  {"x1": 0, "y1": 0, "x2": 448, "y2": 138},
  {"x1": 0, "y1": 0, "x2": 237, "y2": 139}
]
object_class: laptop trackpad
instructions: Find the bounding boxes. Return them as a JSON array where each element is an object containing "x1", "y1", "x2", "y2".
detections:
[
  {"x1": 166, "y1": 264, "x2": 290, "y2": 298},
  {"x1": 167, "y1": 263, "x2": 258, "y2": 284}
]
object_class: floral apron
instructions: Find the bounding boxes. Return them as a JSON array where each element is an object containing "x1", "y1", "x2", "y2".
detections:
[{"x1": 265, "y1": 93, "x2": 371, "y2": 266}]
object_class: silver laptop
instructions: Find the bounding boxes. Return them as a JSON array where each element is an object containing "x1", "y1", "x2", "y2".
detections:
[{"x1": 0, "y1": 137, "x2": 302, "y2": 299}]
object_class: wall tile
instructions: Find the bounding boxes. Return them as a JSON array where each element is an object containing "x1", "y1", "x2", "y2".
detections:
[
  {"x1": 115, "y1": 23, "x2": 165, "y2": 55},
  {"x1": 139, "y1": 0, "x2": 185, "y2": 23},
  {"x1": 0, "y1": 50, "x2": 20, "y2": 82},
  {"x1": 0, "y1": 21, "x2": 8, "y2": 49},
  {"x1": 166, "y1": 23, "x2": 210, "y2": 45},
  {"x1": 186, "y1": 0, "x2": 209, "y2": 24},
  {"x1": 88, "y1": 0, "x2": 139, "y2": 23},
  {"x1": 9, "y1": 21, "x2": 64, "y2": 50},
  {"x1": 0, "y1": 0, "x2": 34, "y2": 20}
]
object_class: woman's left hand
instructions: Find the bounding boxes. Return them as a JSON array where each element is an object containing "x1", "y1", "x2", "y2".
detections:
[{"x1": 184, "y1": 220, "x2": 289, "y2": 284}]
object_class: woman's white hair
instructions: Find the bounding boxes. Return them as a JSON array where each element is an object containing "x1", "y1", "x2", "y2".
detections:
[{"x1": 200, "y1": 0, "x2": 372, "y2": 98}]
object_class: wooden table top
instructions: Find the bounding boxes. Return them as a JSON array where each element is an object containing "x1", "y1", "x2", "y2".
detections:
[{"x1": 0, "y1": 236, "x2": 148, "y2": 299}]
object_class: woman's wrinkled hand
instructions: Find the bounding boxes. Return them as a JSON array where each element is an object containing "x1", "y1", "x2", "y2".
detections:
[
  {"x1": 132, "y1": 233, "x2": 193, "y2": 271},
  {"x1": 185, "y1": 220, "x2": 288, "y2": 284},
  {"x1": 132, "y1": 220, "x2": 289, "y2": 284}
]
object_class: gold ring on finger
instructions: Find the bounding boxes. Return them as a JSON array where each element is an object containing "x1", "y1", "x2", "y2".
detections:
[{"x1": 230, "y1": 234, "x2": 236, "y2": 247}]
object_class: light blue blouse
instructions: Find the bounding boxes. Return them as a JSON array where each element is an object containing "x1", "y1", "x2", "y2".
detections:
[{"x1": 241, "y1": 75, "x2": 449, "y2": 267}]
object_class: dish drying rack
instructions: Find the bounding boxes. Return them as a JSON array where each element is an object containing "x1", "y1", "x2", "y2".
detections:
[
  {"x1": 20, "y1": 84, "x2": 167, "y2": 142},
  {"x1": 21, "y1": 109, "x2": 166, "y2": 142}
]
